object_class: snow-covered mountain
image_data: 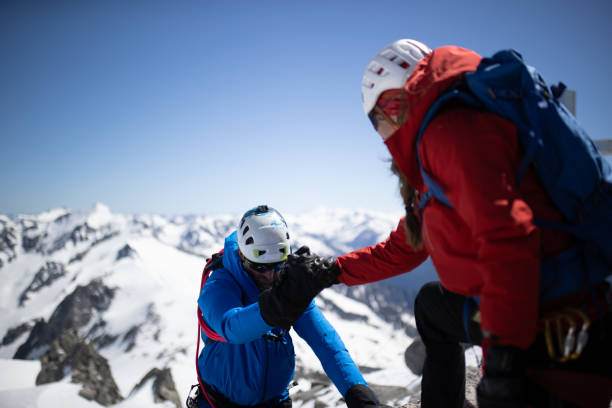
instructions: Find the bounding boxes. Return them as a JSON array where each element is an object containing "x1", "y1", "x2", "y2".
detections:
[{"x1": 0, "y1": 203, "x2": 450, "y2": 408}]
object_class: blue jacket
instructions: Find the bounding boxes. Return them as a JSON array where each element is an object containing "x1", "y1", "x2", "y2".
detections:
[{"x1": 198, "y1": 231, "x2": 367, "y2": 406}]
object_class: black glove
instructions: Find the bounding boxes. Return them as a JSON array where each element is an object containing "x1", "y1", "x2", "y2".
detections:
[
  {"x1": 288, "y1": 245, "x2": 340, "y2": 289},
  {"x1": 258, "y1": 246, "x2": 337, "y2": 328},
  {"x1": 477, "y1": 345, "x2": 528, "y2": 408},
  {"x1": 345, "y1": 384, "x2": 389, "y2": 408}
]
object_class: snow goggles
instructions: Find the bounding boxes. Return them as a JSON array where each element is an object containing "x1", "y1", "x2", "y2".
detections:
[
  {"x1": 367, "y1": 89, "x2": 406, "y2": 141},
  {"x1": 243, "y1": 258, "x2": 286, "y2": 274}
]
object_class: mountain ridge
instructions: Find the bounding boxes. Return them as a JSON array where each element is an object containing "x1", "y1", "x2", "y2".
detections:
[{"x1": 0, "y1": 203, "x2": 433, "y2": 407}]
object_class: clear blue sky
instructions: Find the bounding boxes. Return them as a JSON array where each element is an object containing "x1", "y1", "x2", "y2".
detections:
[{"x1": 1, "y1": 0, "x2": 610, "y2": 216}]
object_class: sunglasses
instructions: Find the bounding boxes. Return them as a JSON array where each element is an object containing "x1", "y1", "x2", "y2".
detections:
[
  {"x1": 367, "y1": 90, "x2": 406, "y2": 141},
  {"x1": 243, "y1": 258, "x2": 286, "y2": 274}
]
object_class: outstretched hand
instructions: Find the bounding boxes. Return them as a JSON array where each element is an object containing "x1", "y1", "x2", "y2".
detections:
[
  {"x1": 286, "y1": 245, "x2": 340, "y2": 290},
  {"x1": 258, "y1": 246, "x2": 340, "y2": 329}
]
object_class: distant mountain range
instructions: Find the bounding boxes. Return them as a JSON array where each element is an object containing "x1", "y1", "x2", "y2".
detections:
[{"x1": 0, "y1": 203, "x2": 439, "y2": 407}]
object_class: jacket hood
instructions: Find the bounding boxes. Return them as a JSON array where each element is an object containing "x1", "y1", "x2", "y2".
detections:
[
  {"x1": 384, "y1": 46, "x2": 481, "y2": 192},
  {"x1": 222, "y1": 231, "x2": 260, "y2": 301}
]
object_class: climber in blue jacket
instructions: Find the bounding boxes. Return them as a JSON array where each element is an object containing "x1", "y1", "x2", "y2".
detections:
[{"x1": 193, "y1": 205, "x2": 383, "y2": 408}]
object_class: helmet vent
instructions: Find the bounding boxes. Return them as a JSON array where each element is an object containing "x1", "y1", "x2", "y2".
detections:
[
  {"x1": 242, "y1": 226, "x2": 249, "y2": 235},
  {"x1": 398, "y1": 60, "x2": 410, "y2": 69},
  {"x1": 245, "y1": 237, "x2": 254, "y2": 245},
  {"x1": 286, "y1": 233, "x2": 290, "y2": 239}
]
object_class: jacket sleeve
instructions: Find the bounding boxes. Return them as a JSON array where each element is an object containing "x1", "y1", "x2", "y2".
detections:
[
  {"x1": 421, "y1": 108, "x2": 540, "y2": 349},
  {"x1": 199, "y1": 271, "x2": 272, "y2": 344},
  {"x1": 336, "y1": 218, "x2": 429, "y2": 286},
  {"x1": 293, "y1": 302, "x2": 366, "y2": 397}
]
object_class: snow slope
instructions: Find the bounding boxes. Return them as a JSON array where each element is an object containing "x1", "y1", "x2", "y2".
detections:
[{"x1": 1, "y1": 204, "x2": 438, "y2": 407}]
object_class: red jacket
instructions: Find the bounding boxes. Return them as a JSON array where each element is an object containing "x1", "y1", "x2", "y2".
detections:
[{"x1": 337, "y1": 47, "x2": 572, "y2": 349}]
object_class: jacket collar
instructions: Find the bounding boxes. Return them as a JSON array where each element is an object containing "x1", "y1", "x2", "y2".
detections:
[{"x1": 222, "y1": 231, "x2": 260, "y2": 298}]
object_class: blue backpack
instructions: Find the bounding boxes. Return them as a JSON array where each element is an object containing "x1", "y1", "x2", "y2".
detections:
[{"x1": 417, "y1": 49, "x2": 612, "y2": 301}]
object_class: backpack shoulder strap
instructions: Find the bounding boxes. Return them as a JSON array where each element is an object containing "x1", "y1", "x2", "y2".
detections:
[
  {"x1": 197, "y1": 250, "x2": 227, "y2": 343},
  {"x1": 416, "y1": 85, "x2": 483, "y2": 210},
  {"x1": 195, "y1": 249, "x2": 227, "y2": 408}
]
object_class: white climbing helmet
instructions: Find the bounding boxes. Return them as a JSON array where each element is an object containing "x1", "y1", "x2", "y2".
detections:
[
  {"x1": 237, "y1": 205, "x2": 291, "y2": 264},
  {"x1": 361, "y1": 39, "x2": 432, "y2": 115}
]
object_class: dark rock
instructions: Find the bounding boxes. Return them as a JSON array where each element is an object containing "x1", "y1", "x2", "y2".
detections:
[
  {"x1": 54, "y1": 213, "x2": 72, "y2": 224},
  {"x1": 0, "y1": 219, "x2": 18, "y2": 265},
  {"x1": 93, "y1": 333, "x2": 119, "y2": 349},
  {"x1": 404, "y1": 337, "x2": 426, "y2": 375},
  {"x1": 294, "y1": 367, "x2": 331, "y2": 387},
  {"x1": 122, "y1": 326, "x2": 140, "y2": 352},
  {"x1": 116, "y1": 244, "x2": 136, "y2": 261},
  {"x1": 369, "y1": 383, "x2": 415, "y2": 405},
  {"x1": 292, "y1": 368, "x2": 335, "y2": 407},
  {"x1": 14, "y1": 319, "x2": 53, "y2": 359},
  {"x1": 69, "y1": 249, "x2": 90, "y2": 264},
  {"x1": 36, "y1": 329, "x2": 81, "y2": 384},
  {"x1": 21, "y1": 221, "x2": 42, "y2": 252},
  {"x1": 357, "y1": 365, "x2": 383, "y2": 374},
  {"x1": 2, "y1": 319, "x2": 42, "y2": 346},
  {"x1": 314, "y1": 400, "x2": 328, "y2": 408},
  {"x1": 21, "y1": 234, "x2": 41, "y2": 252},
  {"x1": 397, "y1": 364, "x2": 482, "y2": 408},
  {"x1": 71, "y1": 343, "x2": 123, "y2": 405},
  {"x1": 318, "y1": 298, "x2": 369, "y2": 323},
  {"x1": 69, "y1": 232, "x2": 119, "y2": 264},
  {"x1": 120, "y1": 303, "x2": 161, "y2": 352},
  {"x1": 49, "y1": 223, "x2": 96, "y2": 254},
  {"x1": 36, "y1": 329, "x2": 123, "y2": 406},
  {"x1": 332, "y1": 283, "x2": 417, "y2": 330},
  {"x1": 92, "y1": 232, "x2": 119, "y2": 247},
  {"x1": 131, "y1": 367, "x2": 181, "y2": 408},
  {"x1": 18, "y1": 261, "x2": 67, "y2": 306},
  {"x1": 14, "y1": 279, "x2": 115, "y2": 359},
  {"x1": 291, "y1": 382, "x2": 335, "y2": 408}
]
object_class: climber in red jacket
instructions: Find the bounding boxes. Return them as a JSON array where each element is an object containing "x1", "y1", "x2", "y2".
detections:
[{"x1": 288, "y1": 40, "x2": 612, "y2": 408}]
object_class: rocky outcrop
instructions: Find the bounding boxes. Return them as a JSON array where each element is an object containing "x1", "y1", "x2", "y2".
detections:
[
  {"x1": 36, "y1": 329, "x2": 123, "y2": 406},
  {"x1": 14, "y1": 279, "x2": 115, "y2": 359},
  {"x1": 68, "y1": 232, "x2": 120, "y2": 264},
  {"x1": 332, "y1": 283, "x2": 418, "y2": 334},
  {"x1": 18, "y1": 261, "x2": 67, "y2": 306},
  {"x1": 21, "y1": 219, "x2": 42, "y2": 252},
  {"x1": 464, "y1": 366, "x2": 481, "y2": 408},
  {"x1": 116, "y1": 244, "x2": 136, "y2": 261},
  {"x1": 404, "y1": 337, "x2": 426, "y2": 375},
  {"x1": 398, "y1": 362, "x2": 481, "y2": 408},
  {"x1": 1, "y1": 319, "x2": 42, "y2": 346},
  {"x1": 0, "y1": 216, "x2": 18, "y2": 267},
  {"x1": 292, "y1": 368, "x2": 334, "y2": 407},
  {"x1": 131, "y1": 368, "x2": 181, "y2": 408},
  {"x1": 50, "y1": 223, "x2": 97, "y2": 254}
]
